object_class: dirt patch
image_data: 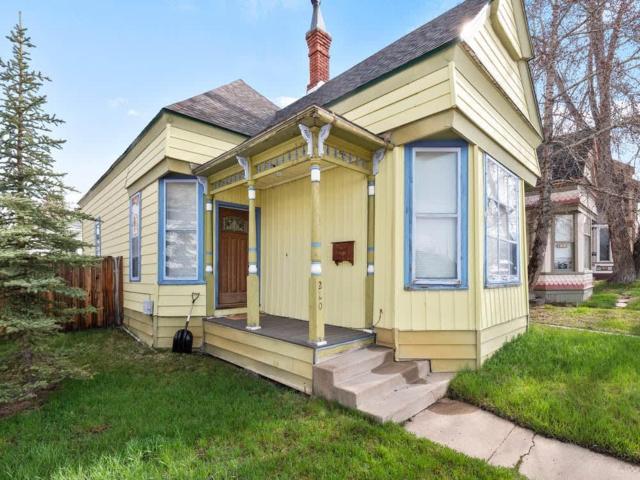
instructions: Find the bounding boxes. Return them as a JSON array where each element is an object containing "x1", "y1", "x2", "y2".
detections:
[
  {"x1": 0, "y1": 385, "x2": 58, "y2": 419},
  {"x1": 429, "y1": 398, "x2": 478, "y2": 415}
]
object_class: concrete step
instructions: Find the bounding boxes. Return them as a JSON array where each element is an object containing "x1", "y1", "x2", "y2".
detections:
[
  {"x1": 358, "y1": 373, "x2": 453, "y2": 424},
  {"x1": 333, "y1": 360, "x2": 430, "y2": 408},
  {"x1": 313, "y1": 346, "x2": 394, "y2": 401}
]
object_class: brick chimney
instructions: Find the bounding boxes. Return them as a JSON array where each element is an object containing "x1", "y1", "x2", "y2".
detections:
[{"x1": 306, "y1": 0, "x2": 331, "y2": 93}]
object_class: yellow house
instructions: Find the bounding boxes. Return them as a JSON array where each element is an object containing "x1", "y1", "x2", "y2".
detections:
[{"x1": 80, "y1": 0, "x2": 542, "y2": 421}]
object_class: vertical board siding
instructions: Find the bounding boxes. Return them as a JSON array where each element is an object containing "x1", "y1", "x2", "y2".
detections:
[{"x1": 259, "y1": 168, "x2": 367, "y2": 328}]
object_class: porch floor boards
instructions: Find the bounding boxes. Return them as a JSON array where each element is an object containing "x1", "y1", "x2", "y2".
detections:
[{"x1": 205, "y1": 314, "x2": 373, "y2": 350}]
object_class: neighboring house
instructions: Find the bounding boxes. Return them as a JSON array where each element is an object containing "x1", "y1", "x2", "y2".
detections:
[
  {"x1": 526, "y1": 135, "x2": 640, "y2": 303},
  {"x1": 526, "y1": 136, "x2": 598, "y2": 303},
  {"x1": 80, "y1": 0, "x2": 542, "y2": 408}
]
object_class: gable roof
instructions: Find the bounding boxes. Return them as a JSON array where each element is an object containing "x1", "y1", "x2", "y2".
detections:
[
  {"x1": 271, "y1": 0, "x2": 488, "y2": 126},
  {"x1": 165, "y1": 79, "x2": 279, "y2": 136}
]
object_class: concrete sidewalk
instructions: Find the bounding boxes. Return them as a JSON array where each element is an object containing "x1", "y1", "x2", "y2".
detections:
[{"x1": 405, "y1": 398, "x2": 640, "y2": 480}]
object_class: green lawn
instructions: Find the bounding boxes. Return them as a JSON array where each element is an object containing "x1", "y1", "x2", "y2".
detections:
[
  {"x1": 531, "y1": 305, "x2": 640, "y2": 336},
  {"x1": 0, "y1": 330, "x2": 521, "y2": 480},
  {"x1": 531, "y1": 280, "x2": 640, "y2": 335},
  {"x1": 583, "y1": 280, "x2": 640, "y2": 310},
  {"x1": 450, "y1": 325, "x2": 640, "y2": 463}
]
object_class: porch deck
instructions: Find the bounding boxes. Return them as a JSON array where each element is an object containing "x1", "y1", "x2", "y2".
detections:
[
  {"x1": 209, "y1": 314, "x2": 374, "y2": 348},
  {"x1": 202, "y1": 314, "x2": 375, "y2": 394}
]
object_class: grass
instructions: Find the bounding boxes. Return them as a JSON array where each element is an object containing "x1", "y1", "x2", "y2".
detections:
[
  {"x1": 0, "y1": 330, "x2": 522, "y2": 480},
  {"x1": 450, "y1": 325, "x2": 640, "y2": 463},
  {"x1": 531, "y1": 305, "x2": 640, "y2": 336},
  {"x1": 582, "y1": 280, "x2": 640, "y2": 310},
  {"x1": 531, "y1": 280, "x2": 640, "y2": 336}
]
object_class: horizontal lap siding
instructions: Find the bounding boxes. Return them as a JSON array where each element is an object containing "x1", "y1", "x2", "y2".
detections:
[
  {"x1": 82, "y1": 130, "x2": 165, "y2": 318},
  {"x1": 203, "y1": 322, "x2": 314, "y2": 393},
  {"x1": 260, "y1": 168, "x2": 367, "y2": 329},
  {"x1": 465, "y1": 14, "x2": 528, "y2": 115},
  {"x1": 496, "y1": 0, "x2": 520, "y2": 55}
]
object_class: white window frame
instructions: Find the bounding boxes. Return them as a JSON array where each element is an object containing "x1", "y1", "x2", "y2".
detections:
[
  {"x1": 485, "y1": 155, "x2": 521, "y2": 286},
  {"x1": 162, "y1": 178, "x2": 201, "y2": 282},
  {"x1": 411, "y1": 146, "x2": 462, "y2": 286},
  {"x1": 552, "y1": 213, "x2": 576, "y2": 272},
  {"x1": 94, "y1": 217, "x2": 102, "y2": 257}
]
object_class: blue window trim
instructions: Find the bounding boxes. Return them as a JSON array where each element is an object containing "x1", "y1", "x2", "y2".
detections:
[
  {"x1": 214, "y1": 200, "x2": 261, "y2": 309},
  {"x1": 129, "y1": 192, "x2": 142, "y2": 282},
  {"x1": 158, "y1": 175, "x2": 206, "y2": 285},
  {"x1": 404, "y1": 139, "x2": 468, "y2": 290},
  {"x1": 94, "y1": 217, "x2": 102, "y2": 257},
  {"x1": 484, "y1": 154, "x2": 522, "y2": 288}
]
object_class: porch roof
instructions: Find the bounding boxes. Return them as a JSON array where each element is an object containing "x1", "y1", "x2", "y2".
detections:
[{"x1": 192, "y1": 105, "x2": 391, "y2": 178}]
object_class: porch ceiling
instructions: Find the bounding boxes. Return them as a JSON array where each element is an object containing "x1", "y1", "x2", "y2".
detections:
[{"x1": 193, "y1": 105, "x2": 391, "y2": 179}]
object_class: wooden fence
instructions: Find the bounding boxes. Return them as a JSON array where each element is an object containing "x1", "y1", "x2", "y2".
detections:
[{"x1": 58, "y1": 256, "x2": 124, "y2": 330}]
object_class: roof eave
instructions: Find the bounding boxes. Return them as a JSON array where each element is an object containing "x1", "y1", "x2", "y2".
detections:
[{"x1": 193, "y1": 105, "x2": 391, "y2": 178}]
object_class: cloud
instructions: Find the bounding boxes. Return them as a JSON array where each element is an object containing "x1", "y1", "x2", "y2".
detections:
[
  {"x1": 107, "y1": 97, "x2": 127, "y2": 109},
  {"x1": 127, "y1": 109, "x2": 141, "y2": 117},
  {"x1": 274, "y1": 96, "x2": 298, "y2": 108}
]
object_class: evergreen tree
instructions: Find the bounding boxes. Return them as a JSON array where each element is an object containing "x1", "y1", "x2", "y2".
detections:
[{"x1": 0, "y1": 15, "x2": 92, "y2": 402}]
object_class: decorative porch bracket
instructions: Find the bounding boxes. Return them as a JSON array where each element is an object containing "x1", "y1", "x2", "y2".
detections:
[
  {"x1": 237, "y1": 156, "x2": 250, "y2": 180},
  {"x1": 372, "y1": 148, "x2": 386, "y2": 176},
  {"x1": 317, "y1": 123, "x2": 332, "y2": 157},
  {"x1": 299, "y1": 124, "x2": 314, "y2": 157}
]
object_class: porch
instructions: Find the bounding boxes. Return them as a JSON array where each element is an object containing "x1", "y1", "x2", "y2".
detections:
[{"x1": 202, "y1": 314, "x2": 375, "y2": 394}]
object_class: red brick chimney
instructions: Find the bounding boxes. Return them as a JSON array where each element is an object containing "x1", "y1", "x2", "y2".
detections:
[{"x1": 306, "y1": 0, "x2": 331, "y2": 93}]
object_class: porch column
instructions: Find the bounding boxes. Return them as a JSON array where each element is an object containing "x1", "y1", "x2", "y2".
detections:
[
  {"x1": 366, "y1": 149, "x2": 385, "y2": 328},
  {"x1": 205, "y1": 195, "x2": 214, "y2": 317},
  {"x1": 246, "y1": 180, "x2": 260, "y2": 330},
  {"x1": 365, "y1": 175, "x2": 375, "y2": 327},
  {"x1": 309, "y1": 163, "x2": 326, "y2": 345}
]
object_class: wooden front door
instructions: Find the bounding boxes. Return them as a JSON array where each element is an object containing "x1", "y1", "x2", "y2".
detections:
[{"x1": 218, "y1": 207, "x2": 249, "y2": 308}]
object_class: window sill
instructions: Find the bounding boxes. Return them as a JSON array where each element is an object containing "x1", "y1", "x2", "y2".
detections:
[
  {"x1": 405, "y1": 283, "x2": 468, "y2": 291},
  {"x1": 158, "y1": 279, "x2": 206, "y2": 286},
  {"x1": 485, "y1": 281, "x2": 521, "y2": 289}
]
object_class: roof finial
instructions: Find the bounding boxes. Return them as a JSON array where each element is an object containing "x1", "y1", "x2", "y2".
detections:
[{"x1": 309, "y1": 0, "x2": 327, "y2": 33}]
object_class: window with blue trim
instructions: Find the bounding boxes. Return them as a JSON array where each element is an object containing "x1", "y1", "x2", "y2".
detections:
[
  {"x1": 485, "y1": 154, "x2": 520, "y2": 285},
  {"x1": 159, "y1": 177, "x2": 204, "y2": 284},
  {"x1": 405, "y1": 141, "x2": 468, "y2": 288},
  {"x1": 129, "y1": 192, "x2": 142, "y2": 282},
  {"x1": 94, "y1": 217, "x2": 102, "y2": 257}
]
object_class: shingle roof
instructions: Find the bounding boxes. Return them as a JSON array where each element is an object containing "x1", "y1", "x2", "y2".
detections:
[
  {"x1": 271, "y1": 0, "x2": 488, "y2": 126},
  {"x1": 165, "y1": 79, "x2": 279, "y2": 137}
]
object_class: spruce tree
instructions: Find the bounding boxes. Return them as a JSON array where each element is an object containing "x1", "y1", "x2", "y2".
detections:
[{"x1": 0, "y1": 15, "x2": 92, "y2": 402}]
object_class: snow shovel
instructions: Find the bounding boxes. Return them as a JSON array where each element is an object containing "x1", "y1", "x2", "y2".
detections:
[{"x1": 172, "y1": 292, "x2": 200, "y2": 353}]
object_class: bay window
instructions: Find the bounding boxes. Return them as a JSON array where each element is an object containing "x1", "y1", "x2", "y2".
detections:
[
  {"x1": 159, "y1": 177, "x2": 204, "y2": 284},
  {"x1": 485, "y1": 155, "x2": 520, "y2": 285},
  {"x1": 405, "y1": 141, "x2": 468, "y2": 289},
  {"x1": 554, "y1": 214, "x2": 575, "y2": 271},
  {"x1": 129, "y1": 192, "x2": 141, "y2": 282}
]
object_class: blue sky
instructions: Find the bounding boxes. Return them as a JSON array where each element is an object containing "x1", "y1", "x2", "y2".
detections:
[{"x1": 0, "y1": 0, "x2": 463, "y2": 202}]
